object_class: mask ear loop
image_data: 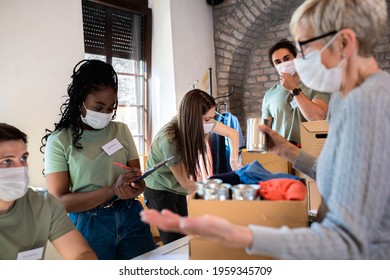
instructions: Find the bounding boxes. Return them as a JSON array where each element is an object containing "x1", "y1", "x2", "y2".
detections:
[
  {"x1": 319, "y1": 31, "x2": 341, "y2": 54},
  {"x1": 80, "y1": 102, "x2": 88, "y2": 117},
  {"x1": 319, "y1": 31, "x2": 346, "y2": 69}
]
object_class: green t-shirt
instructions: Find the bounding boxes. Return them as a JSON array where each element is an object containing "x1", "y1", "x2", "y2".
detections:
[
  {"x1": 0, "y1": 188, "x2": 74, "y2": 259},
  {"x1": 44, "y1": 121, "x2": 139, "y2": 193},
  {"x1": 144, "y1": 121, "x2": 186, "y2": 195},
  {"x1": 261, "y1": 82, "x2": 329, "y2": 144}
]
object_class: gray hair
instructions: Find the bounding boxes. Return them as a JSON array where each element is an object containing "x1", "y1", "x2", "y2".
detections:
[{"x1": 290, "y1": 0, "x2": 388, "y2": 56}]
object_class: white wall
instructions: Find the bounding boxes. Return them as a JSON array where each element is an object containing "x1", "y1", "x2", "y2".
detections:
[
  {"x1": 0, "y1": 0, "x2": 216, "y2": 180},
  {"x1": 0, "y1": 0, "x2": 84, "y2": 187},
  {"x1": 148, "y1": 0, "x2": 177, "y2": 140},
  {"x1": 170, "y1": 0, "x2": 216, "y2": 105},
  {"x1": 148, "y1": 0, "x2": 216, "y2": 139}
]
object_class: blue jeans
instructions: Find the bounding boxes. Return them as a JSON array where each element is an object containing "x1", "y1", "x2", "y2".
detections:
[{"x1": 69, "y1": 198, "x2": 156, "y2": 260}]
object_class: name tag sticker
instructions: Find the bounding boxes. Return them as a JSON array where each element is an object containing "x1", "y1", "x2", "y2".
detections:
[
  {"x1": 17, "y1": 247, "x2": 44, "y2": 260},
  {"x1": 102, "y1": 138, "x2": 124, "y2": 156},
  {"x1": 290, "y1": 99, "x2": 298, "y2": 109}
]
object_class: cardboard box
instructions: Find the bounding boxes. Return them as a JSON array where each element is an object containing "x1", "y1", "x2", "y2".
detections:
[
  {"x1": 188, "y1": 196, "x2": 308, "y2": 260},
  {"x1": 307, "y1": 181, "x2": 321, "y2": 212},
  {"x1": 293, "y1": 170, "x2": 320, "y2": 214},
  {"x1": 300, "y1": 120, "x2": 328, "y2": 157},
  {"x1": 241, "y1": 149, "x2": 292, "y2": 174},
  {"x1": 298, "y1": 121, "x2": 328, "y2": 214}
]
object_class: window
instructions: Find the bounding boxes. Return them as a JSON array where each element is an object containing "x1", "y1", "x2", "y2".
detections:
[{"x1": 81, "y1": 0, "x2": 151, "y2": 154}]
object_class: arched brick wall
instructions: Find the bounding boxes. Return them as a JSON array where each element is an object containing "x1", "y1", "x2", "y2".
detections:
[{"x1": 212, "y1": 0, "x2": 390, "y2": 135}]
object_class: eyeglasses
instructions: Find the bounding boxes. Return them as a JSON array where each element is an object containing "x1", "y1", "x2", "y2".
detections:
[{"x1": 296, "y1": 30, "x2": 338, "y2": 59}]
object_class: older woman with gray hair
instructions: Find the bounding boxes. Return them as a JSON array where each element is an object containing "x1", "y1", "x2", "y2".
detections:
[{"x1": 140, "y1": 0, "x2": 390, "y2": 259}]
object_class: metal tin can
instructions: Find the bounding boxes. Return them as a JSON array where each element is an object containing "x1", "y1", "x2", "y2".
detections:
[
  {"x1": 246, "y1": 118, "x2": 270, "y2": 153},
  {"x1": 195, "y1": 181, "x2": 207, "y2": 199},
  {"x1": 215, "y1": 183, "x2": 232, "y2": 200},
  {"x1": 206, "y1": 179, "x2": 222, "y2": 189},
  {"x1": 231, "y1": 184, "x2": 259, "y2": 200},
  {"x1": 196, "y1": 178, "x2": 222, "y2": 199},
  {"x1": 204, "y1": 186, "x2": 217, "y2": 200}
]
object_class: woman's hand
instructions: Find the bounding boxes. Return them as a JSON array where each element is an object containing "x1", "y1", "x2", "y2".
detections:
[
  {"x1": 258, "y1": 124, "x2": 300, "y2": 163},
  {"x1": 114, "y1": 168, "x2": 143, "y2": 199},
  {"x1": 230, "y1": 159, "x2": 243, "y2": 171},
  {"x1": 140, "y1": 209, "x2": 253, "y2": 249}
]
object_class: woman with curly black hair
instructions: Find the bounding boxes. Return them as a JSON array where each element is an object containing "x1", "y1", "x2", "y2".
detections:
[{"x1": 41, "y1": 59, "x2": 156, "y2": 259}]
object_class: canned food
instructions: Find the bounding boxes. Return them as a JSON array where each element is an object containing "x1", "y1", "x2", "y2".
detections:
[
  {"x1": 215, "y1": 183, "x2": 232, "y2": 200},
  {"x1": 206, "y1": 179, "x2": 223, "y2": 189},
  {"x1": 231, "y1": 184, "x2": 259, "y2": 200},
  {"x1": 204, "y1": 186, "x2": 217, "y2": 200},
  {"x1": 195, "y1": 178, "x2": 222, "y2": 198},
  {"x1": 246, "y1": 118, "x2": 270, "y2": 153},
  {"x1": 195, "y1": 181, "x2": 206, "y2": 199}
]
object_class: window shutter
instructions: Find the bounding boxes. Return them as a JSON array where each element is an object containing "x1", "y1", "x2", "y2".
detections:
[{"x1": 82, "y1": 0, "x2": 144, "y2": 60}]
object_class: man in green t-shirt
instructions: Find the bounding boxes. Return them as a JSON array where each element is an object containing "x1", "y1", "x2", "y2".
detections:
[
  {"x1": 0, "y1": 123, "x2": 97, "y2": 260},
  {"x1": 261, "y1": 39, "x2": 330, "y2": 145}
]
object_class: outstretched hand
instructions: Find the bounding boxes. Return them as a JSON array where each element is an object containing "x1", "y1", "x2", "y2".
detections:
[{"x1": 140, "y1": 209, "x2": 253, "y2": 249}]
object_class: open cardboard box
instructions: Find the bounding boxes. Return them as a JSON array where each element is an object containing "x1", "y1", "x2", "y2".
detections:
[
  {"x1": 187, "y1": 122, "x2": 327, "y2": 259},
  {"x1": 188, "y1": 194, "x2": 308, "y2": 260},
  {"x1": 241, "y1": 149, "x2": 292, "y2": 174},
  {"x1": 307, "y1": 181, "x2": 321, "y2": 212},
  {"x1": 296, "y1": 120, "x2": 329, "y2": 213},
  {"x1": 293, "y1": 170, "x2": 322, "y2": 214}
]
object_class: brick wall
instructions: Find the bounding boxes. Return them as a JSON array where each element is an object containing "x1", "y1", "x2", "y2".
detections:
[{"x1": 211, "y1": 0, "x2": 390, "y2": 135}]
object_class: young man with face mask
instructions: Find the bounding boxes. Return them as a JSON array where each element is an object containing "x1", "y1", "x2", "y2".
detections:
[
  {"x1": 0, "y1": 123, "x2": 97, "y2": 260},
  {"x1": 261, "y1": 39, "x2": 330, "y2": 145}
]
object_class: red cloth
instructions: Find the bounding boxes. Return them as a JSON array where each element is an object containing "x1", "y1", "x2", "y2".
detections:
[{"x1": 258, "y1": 178, "x2": 306, "y2": 201}]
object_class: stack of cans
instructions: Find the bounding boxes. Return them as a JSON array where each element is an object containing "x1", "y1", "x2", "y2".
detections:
[{"x1": 195, "y1": 179, "x2": 260, "y2": 200}]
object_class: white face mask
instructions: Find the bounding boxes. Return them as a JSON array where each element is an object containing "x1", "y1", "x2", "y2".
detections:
[
  {"x1": 80, "y1": 103, "x2": 113, "y2": 129},
  {"x1": 203, "y1": 123, "x2": 214, "y2": 134},
  {"x1": 0, "y1": 167, "x2": 29, "y2": 202},
  {"x1": 294, "y1": 32, "x2": 344, "y2": 93},
  {"x1": 276, "y1": 60, "x2": 296, "y2": 76}
]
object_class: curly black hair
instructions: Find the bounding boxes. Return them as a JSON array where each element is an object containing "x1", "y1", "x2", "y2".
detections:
[
  {"x1": 268, "y1": 39, "x2": 297, "y2": 66},
  {"x1": 40, "y1": 59, "x2": 118, "y2": 153}
]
